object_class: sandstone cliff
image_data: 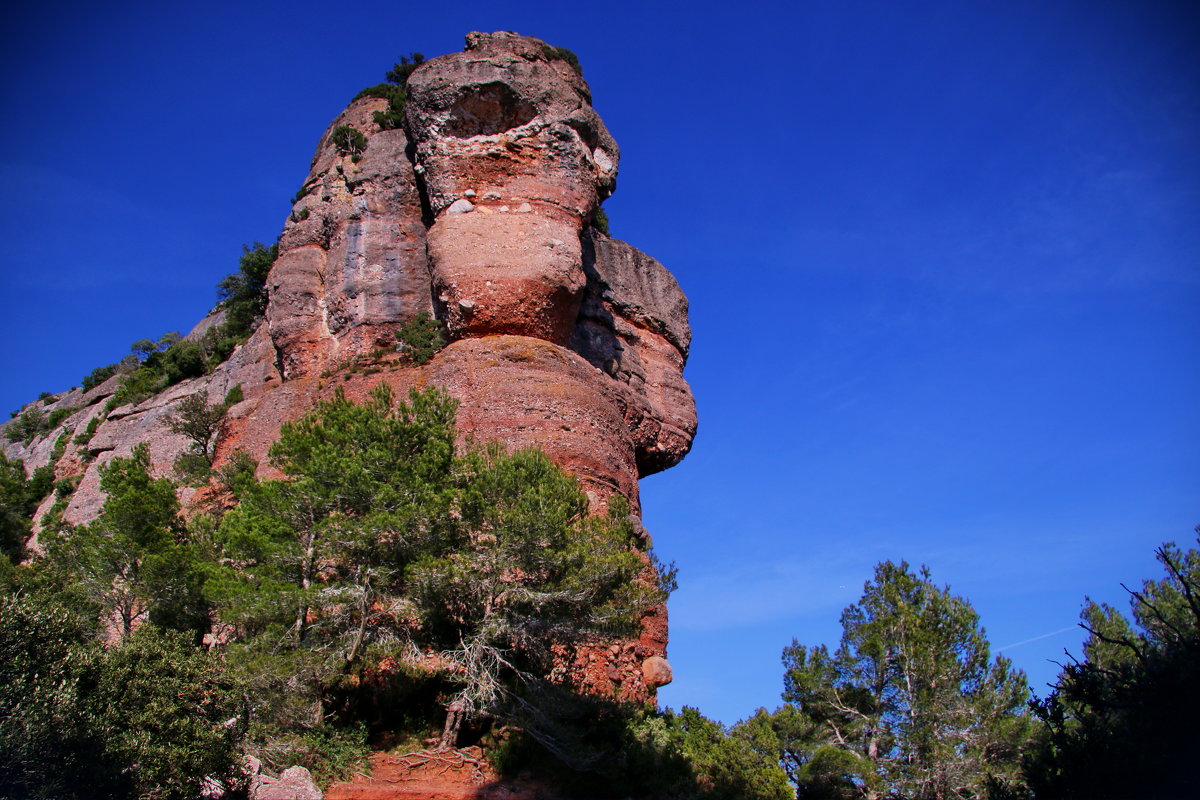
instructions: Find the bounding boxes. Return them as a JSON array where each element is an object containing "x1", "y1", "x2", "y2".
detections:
[{"x1": 2, "y1": 31, "x2": 695, "y2": 703}]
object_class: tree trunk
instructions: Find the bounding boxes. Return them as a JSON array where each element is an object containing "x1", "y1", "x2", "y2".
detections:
[
  {"x1": 439, "y1": 701, "x2": 465, "y2": 750},
  {"x1": 296, "y1": 531, "x2": 317, "y2": 642}
]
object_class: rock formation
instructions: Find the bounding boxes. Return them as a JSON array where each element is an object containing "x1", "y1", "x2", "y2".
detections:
[{"x1": 2, "y1": 31, "x2": 695, "y2": 703}]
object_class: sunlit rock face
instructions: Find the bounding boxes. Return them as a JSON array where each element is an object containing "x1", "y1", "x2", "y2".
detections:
[
  {"x1": 405, "y1": 31, "x2": 618, "y2": 345},
  {"x1": 3, "y1": 31, "x2": 696, "y2": 702},
  {"x1": 267, "y1": 98, "x2": 433, "y2": 379}
]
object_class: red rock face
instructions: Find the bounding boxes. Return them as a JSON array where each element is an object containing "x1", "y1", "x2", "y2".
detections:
[
  {"x1": 405, "y1": 32, "x2": 617, "y2": 345},
  {"x1": 267, "y1": 98, "x2": 432, "y2": 379},
  {"x1": 4, "y1": 30, "x2": 695, "y2": 704}
]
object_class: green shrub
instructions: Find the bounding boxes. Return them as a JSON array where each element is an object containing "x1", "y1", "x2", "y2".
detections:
[
  {"x1": 394, "y1": 312, "x2": 447, "y2": 365},
  {"x1": 356, "y1": 52, "x2": 424, "y2": 131},
  {"x1": 385, "y1": 52, "x2": 425, "y2": 86},
  {"x1": 0, "y1": 456, "x2": 54, "y2": 562},
  {"x1": 354, "y1": 82, "x2": 398, "y2": 102},
  {"x1": 109, "y1": 331, "x2": 214, "y2": 408},
  {"x1": 250, "y1": 724, "x2": 368, "y2": 786},
  {"x1": 329, "y1": 124, "x2": 368, "y2": 158},
  {"x1": 291, "y1": 179, "x2": 316, "y2": 204},
  {"x1": 50, "y1": 431, "x2": 70, "y2": 465},
  {"x1": 318, "y1": 215, "x2": 339, "y2": 249},
  {"x1": 54, "y1": 475, "x2": 81, "y2": 499},
  {"x1": 216, "y1": 449, "x2": 258, "y2": 498},
  {"x1": 199, "y1": 326, "x2": 239, "y2": 366},
  {"x1": 81, "y1": 363, "x2": 119, "y2": 392},
  {"x1": 591, "y1": 207, "x2": 610, "y2": 235},
  {"x1": 47, "y1": 407, "x2": 77, "y2": 429},
  {"x1": 217, "y1": 242, "x2": 278, "y2": 341},
  {"x1": 290, "y1": 206, "x2": 311, "y2": 222},
  {"x1": 74, "y1": 415, "x2": 102, "y2": 447},
  {"x1": 224, "y1": 383, "x2": 244, "y2": 406},
  {"x1": 28, "y1": 465, "x2": 54, "y2": 502},
  {"x1": 111, "y1": 365, "x2": 166, "y2": 408},
  {"x1": 38, "y1": 392, "x2": 54, "y2": 405},
  {"x1": 0, "y1": 594, "x2": 98, "y2": 799},
  {"x1": 6, "y1": 406, "x2": 49, "y2": 443},
  {"x1": 160, "y1": 340, "x2": 205, "y2": 384},
  {"x1": 166, "y1": 393, "x2": 230, "y2": 469},
  {"x1": 540, "y1": 44, "x2": 583, "y2": 76},
  {"x1": 172, "y1": 452, "x2": 213, "y2": 487},
  {"x1": 86, "y1": 626, "x2": 246, "y2": 799}
]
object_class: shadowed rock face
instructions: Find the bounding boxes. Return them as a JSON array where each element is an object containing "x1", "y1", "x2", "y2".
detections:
[{"x1": 3, "y1": 31, "x2": 695, "y2": 702}]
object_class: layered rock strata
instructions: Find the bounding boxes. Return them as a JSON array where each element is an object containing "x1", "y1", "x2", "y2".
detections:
[{"x1": 2, "y1": 31, "x2": 696, "y2": 700}]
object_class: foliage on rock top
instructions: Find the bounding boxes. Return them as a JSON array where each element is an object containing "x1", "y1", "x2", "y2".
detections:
[
  {"x1": 75, "y1": 242, "x2": 277, "y2": 408},
  {"x1": 5, "y1": 406, "x2": 49, "y2": 444},
  {"x1": 539, "y1": 44, "x2": 583, "y2": 76},
  {"x1": 217, "y1": 241, "x2": 277, "y2": 340},
  {"x1": 355, "y1": 52, "x2": 425, "y2": 131}
]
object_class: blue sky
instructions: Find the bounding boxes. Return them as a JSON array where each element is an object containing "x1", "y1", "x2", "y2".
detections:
[{"x1": 2, "y1": 1, "x2": 1197, "y2": 724}]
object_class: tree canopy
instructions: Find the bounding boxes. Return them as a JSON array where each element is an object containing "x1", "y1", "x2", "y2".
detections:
[
  {"x1": 776, "y1": 561, "x2": 1032, "y2": 799},
  {"x1": 208, "y1": 384, "x2": 671, "y2": 766},
  {"x1": 1028, "y1": 535, "x2": 1199, "y2": 799}
]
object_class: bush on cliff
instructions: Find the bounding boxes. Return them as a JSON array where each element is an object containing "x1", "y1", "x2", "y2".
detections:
[
  {"x1": 0, "y1": 454, "x2": 53, "y2": 564},
  {"x1": 394, "y1": 311, "x2": 446, "y2": 365},
  {"x1": 217, "y1": 241, "x2": 277, "y2": 341},
  {"x1": 4, "y1": 406, "x2": 49, "y2": 444},
  {"x1": 329, "y1": 124, "x2": 368, "y2": 159},
  {"x1": 356, "y1": 52, "x2": 425, "y2": 131},
  {"x1": 540, "y1": 44, "x2": 583, "y2": 76},
  {"x1": 81, "y1": 362, "x2": 119, "y2": 391},
  {"x1": 77, "y1": 241, "x2": 275, "y2": 405},
  {"x1": 591, "y1": 206, "x2": 610, "y2": 235},
  {"x1": 166, "y1": 392, "x2": 232, "y2": 484}
]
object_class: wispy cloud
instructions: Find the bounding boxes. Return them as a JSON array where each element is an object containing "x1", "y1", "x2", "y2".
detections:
[{"x1": 996, "y1": 625, "x2": 1078, "y2": 653}]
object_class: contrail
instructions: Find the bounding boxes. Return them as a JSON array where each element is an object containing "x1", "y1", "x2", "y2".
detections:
[{"x1": 996, "y1": 626, "x2": 1078, "y2": 653}]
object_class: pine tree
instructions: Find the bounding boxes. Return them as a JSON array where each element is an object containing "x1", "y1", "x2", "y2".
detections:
[
  {"x1": 43, "y1": 444, "x2": 207, "y2": 637},
  {"x1": 781, "y1": 561, "x2": 1032, "y2": 799},
  {"x1": 1028, "y1": 536, "x2": 1199, "y2": 799}
]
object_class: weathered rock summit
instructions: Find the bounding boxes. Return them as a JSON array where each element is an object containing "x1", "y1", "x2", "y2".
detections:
[{"x1": 3, "y1": 31, "x2": 696, "y2": 701}]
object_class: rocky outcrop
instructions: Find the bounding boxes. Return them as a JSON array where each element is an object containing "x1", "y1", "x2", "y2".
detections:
[
  {"x1": 2, "y1": 31, "x2": 695, "y2": 704},
  {"x1": 405, "y1": 32, "x2": 617, "y2": 346},
  {"x1": 268, "y1": 98, "x2": 432, "y2": 379}
]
